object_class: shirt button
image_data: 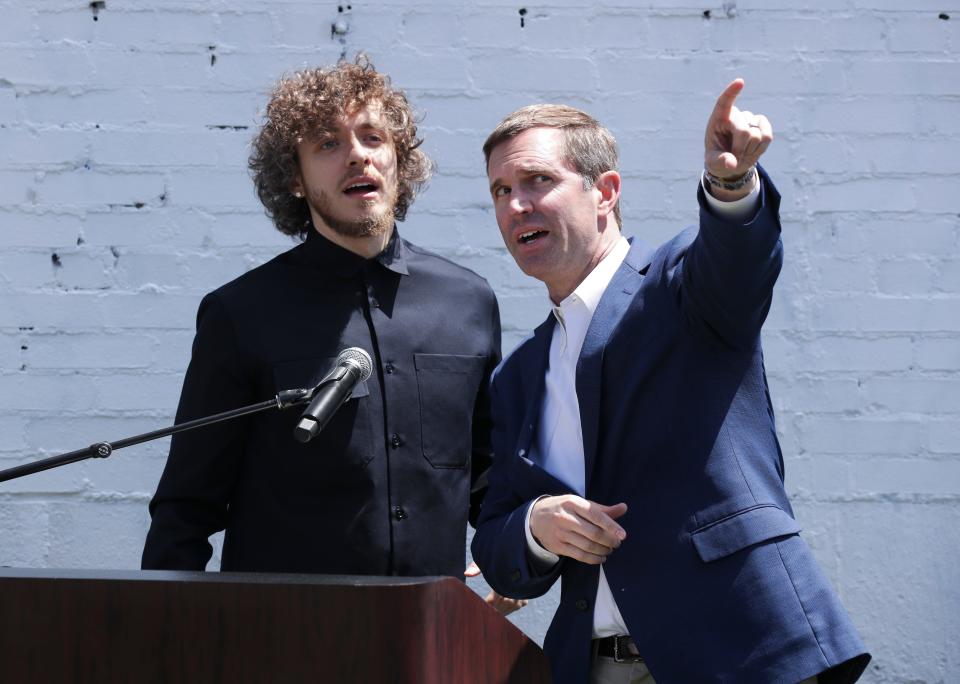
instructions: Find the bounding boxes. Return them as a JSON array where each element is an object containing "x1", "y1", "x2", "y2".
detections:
[
  {"x1": 385, "y1": 363, "x2": 395, "y2": 374},
  {"x1": 391, "y1": 434, "x2": 402, "y2": 449},
  {"x1": 393, "y1": 505, "x2": 407, "y2": 521},
  {"x1": 575, "y1": 598, "x2": 590, "y2": 612}
]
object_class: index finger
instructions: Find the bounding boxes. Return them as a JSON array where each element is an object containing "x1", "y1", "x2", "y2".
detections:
[{"x1": 710, "y1": 78, "x2": 745, "y2": 122}]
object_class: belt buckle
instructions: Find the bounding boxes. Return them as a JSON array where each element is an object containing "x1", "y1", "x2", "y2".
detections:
[
  {"x1": 613, "y1": 636, "x2": 641, "y2": 664},
  {"x1": 613, "y1": 636, "x2": 625, "y2": 663}
]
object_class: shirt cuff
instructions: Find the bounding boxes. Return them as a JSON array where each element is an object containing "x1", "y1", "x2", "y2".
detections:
[
  {"x1": 525, "y1": 496, "x2": 561, "y2": 566},
  {"x1": 701, "y1": 170, "x2": 761, "y2": 223}
]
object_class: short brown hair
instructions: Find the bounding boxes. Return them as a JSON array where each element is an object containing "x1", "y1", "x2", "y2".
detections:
[
  {"x1": 483, "y1": 104, "x2": 621, "y2": 226},
  {"x1": 249, "y1": 55, "x2": 432, "y2": 238}
]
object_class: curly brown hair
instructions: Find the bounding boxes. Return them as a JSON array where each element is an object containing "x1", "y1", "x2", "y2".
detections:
[{"x1": 249, "y1": 55, "x2": 432, "y2": 238}]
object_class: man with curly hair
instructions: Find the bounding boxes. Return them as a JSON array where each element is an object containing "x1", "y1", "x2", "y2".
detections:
[{"x1": 142, "y1": 58, "x2": 507, "y2": 598}]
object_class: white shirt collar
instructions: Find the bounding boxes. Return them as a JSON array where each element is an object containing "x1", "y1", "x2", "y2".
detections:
[{"x1": 553, "y1": 236, "x2": 630, "y2": 321}]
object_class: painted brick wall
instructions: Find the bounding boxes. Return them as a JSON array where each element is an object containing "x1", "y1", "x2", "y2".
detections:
[{"x1": 1, "y1": 2, "x2": 957, "y2": 681}]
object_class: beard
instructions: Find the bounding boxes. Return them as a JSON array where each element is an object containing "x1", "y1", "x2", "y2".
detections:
[{"x1": 307, "y1": 184, "x2": 397, "y2": 239}]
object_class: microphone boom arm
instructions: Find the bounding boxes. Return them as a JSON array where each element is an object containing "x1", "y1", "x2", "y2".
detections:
[{"x1": 0, "y1": 387, "x2": 314, "y2": 484}]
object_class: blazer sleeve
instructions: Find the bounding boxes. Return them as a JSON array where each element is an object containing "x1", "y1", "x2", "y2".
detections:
[
  {"x1": 679, "y1": 165, "x2": 784, "y2": 351},
  {"x1": 470, "y1": 375, "x2": 564, "y2": 600},
  {"x1": 141, "y1": 292, "x2": 254, "y2": 570}
]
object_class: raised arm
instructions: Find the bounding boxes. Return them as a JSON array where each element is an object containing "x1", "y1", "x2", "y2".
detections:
[{"x1": 680, "y1": 79, "x2": 783, "y2": 350}]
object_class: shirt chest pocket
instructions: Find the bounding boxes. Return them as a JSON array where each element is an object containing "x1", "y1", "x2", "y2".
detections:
[{"x1": 414, "y1": 353, "x2": 486, "y2": 469}]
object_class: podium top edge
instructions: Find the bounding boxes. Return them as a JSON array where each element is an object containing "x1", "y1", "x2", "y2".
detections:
[{"x1": 0, "y1": 568, "x2": 455, "y2": 587}]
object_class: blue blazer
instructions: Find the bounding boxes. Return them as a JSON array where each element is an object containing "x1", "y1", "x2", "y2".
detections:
[{"x1": 472, "y1": 170, "x2": 870, "y2": 684}]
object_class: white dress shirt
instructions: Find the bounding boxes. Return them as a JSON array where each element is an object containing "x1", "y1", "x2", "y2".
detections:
[{"x1": 523, "y1": 175, "x2": 760, "y2": 638}]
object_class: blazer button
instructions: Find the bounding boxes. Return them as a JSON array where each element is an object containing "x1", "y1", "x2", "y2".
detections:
[
  {"x1": 575, "y1": 599, "x2": 590, "y2": 612},
  {"x1": 390, "y1": 434, "x2": 402, "y2": 449},
  {"x1": 393, "y1": 506, "x2": 407, "y2": 521},
  {"x1": 385, "y1": 362, "x2": 395, "y2": 374},
  {"x1": 510, "y1": 569, "x2": 521, "y2": 582}
]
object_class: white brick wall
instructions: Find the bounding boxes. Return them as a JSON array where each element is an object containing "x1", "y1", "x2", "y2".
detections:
[{"x1": 1, "y1": 2, "x2": 957, "y2": 680}]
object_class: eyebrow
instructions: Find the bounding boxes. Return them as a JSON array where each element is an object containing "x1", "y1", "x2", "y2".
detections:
[
  {"x1": 516, "y1": 163, "x2": 553, "y2": 175},
  {"x1": 489, "y1": 165, "x2": 554, "y2": 193},
  {"x1": 314, "y1": 120, "x2": 386, "y2": 137}
]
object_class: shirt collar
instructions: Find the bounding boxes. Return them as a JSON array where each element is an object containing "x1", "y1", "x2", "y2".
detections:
[
  {"x1": 555, "y1": 236, "x2": 630, "y2": 318},
  {"x1": 298, "y1": 224, "x2": 409, "y2": 278},
  {"x1": 375, "y1": 228, "x2": 409, "y2": 275}
]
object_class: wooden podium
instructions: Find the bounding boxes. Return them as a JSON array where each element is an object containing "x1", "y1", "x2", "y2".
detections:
[{"x1": 0, "y1": 568, "x2": 551, "y2": 683}]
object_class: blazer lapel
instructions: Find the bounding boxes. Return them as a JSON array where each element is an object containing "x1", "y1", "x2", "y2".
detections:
[
  {"x1": 578, "y1": 239, "x2": 654, "y2": 492},
  {"x1": 514, "y1": 314, "x2": 555, "y2": 465}
]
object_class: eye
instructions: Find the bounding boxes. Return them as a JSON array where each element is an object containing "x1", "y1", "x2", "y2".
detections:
[
  {"x1": 493, "y1": 185, "x2": 510, "y2": 198},
  {"x1": 532, "y1": 174, "x2": 552, "y2": 184},
  {"x1": 318, "y1": 139, "x2": 338, "y2": 151},
  {"x1": 365, "y1": 133, "x2": 385, "y2": 144}
]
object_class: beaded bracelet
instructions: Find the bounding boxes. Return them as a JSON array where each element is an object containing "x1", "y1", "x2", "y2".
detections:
[{"x1": 703, "y1": 165, "x2": 757, "y2": 192}]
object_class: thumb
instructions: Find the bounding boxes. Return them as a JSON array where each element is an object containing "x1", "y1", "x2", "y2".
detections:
[
  {"x1": 598, "y1": 502, "x2": 628, "y2": 519},
  {"x1": 708, "y1": 151, "x2": 739, "y2": 174}
]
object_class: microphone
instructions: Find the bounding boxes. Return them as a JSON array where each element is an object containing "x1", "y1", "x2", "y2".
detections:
[{"x1": 293, "y1": 347, "x2": 373, "y2": 444}]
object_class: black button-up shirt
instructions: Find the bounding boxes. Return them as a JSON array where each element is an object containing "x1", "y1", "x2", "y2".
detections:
[{"x1": 142, "y1": 228, "x2": 501, "y2": 577}]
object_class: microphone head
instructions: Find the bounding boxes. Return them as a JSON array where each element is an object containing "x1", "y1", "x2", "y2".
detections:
[{"x1": 337, "y1": 347, "x2": 373, "y2": 382}]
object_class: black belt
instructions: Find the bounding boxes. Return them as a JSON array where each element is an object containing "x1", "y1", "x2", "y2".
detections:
[{"x1": 595, "y1": 635, "x2": 643, "y2": 663}]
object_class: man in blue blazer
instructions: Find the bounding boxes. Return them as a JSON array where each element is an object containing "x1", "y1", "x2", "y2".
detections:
[{"x1": 471, "y1": 80, "x2": 871, "y2": 683}]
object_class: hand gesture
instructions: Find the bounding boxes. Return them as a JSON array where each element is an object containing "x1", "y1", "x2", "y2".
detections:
[
  {"x1": 704, "y1": 78, "x2": 773, "y2": 180},
  {"x1": 529, "y1": 495, "x2": 627, "y2": 565},
  {"x1": 464, "y1": 562, "x2": 529, "y2": 616}
]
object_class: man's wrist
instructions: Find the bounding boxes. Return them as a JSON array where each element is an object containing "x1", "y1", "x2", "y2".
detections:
[
  {"x1": 702, "y1": 164, "x2": 760, "y2": 206},
  {"x1": 704, "y1": 165, "x2": 757, "y2": 192},
  {"x1": 525, "y1": 496, "x2": 560, "y2": 565},
  {"x1": 701, "y1": 167, "x2": 761, "y2": 221}
]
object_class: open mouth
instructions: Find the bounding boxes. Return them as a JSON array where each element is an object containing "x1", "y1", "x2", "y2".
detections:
[
  {"x1": 343, "y1": 179, "x2": 380, "y2": 196},
  {"x1": 517, "y1": 229, "x2": 547, "y2": 245}
]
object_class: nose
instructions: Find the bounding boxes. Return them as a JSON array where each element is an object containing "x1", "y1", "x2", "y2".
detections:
[
  {"x1": 347, "y1": 135, "x2": 371, "y2": 166},
  {"x1": 508, "y1": 192, "x2": 532, "y2": 215}
]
